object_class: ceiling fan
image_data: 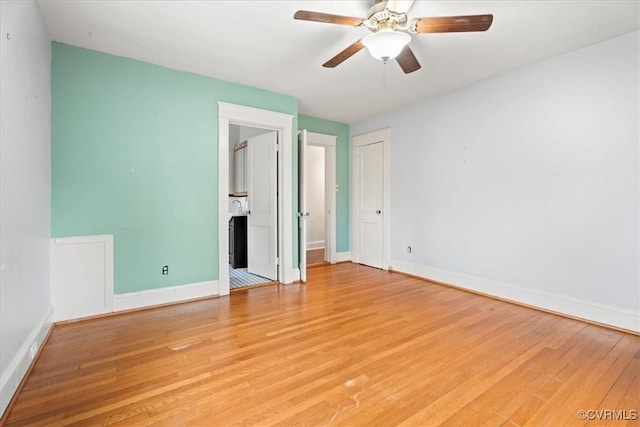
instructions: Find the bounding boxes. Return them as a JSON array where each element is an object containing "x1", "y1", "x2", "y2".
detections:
[{"x1": 294, "y1": 0, "x2": 493, "y2": 74}]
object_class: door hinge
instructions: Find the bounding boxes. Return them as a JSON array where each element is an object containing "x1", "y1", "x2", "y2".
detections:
[
  {"x1": 275, "y1": 257, "x2": 279, "y2": 266},
  {"x1": 275, "y1": 143, "x2": 280, "y2": 152}
]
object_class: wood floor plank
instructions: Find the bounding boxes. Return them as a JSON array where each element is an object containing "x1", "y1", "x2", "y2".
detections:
[
  {"x1": 522, "y1": 351, "x2": 619, "y2": 425},
  {"x1": 601, "y1": 361, "x2": 639, "y2": 426},
  {"x1": 3, "y1": 263, "x2": 638, "y2": 426}
]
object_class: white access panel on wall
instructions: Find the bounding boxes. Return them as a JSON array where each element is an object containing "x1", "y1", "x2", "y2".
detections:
[{"x1": 51, "y1": 235, "x2": 114, "y2": 321}]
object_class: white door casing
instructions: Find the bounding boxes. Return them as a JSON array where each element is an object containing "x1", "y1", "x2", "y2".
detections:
[
  {"x1": 247, "y1": 131, "x2": 278, "y2": 281},
  {"x1": 218, "y1": 102, "x2": 294, "y2": 295},
  {"x1": 298, "y1": 130, "x2": 308, "y2": 282},
  {"x1": 352, "y1": 128, "x2": 390, "y2": 270}
]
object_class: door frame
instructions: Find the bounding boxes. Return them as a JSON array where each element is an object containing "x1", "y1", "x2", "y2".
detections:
[
  {"x1": 218, "y1": 102, "x2": 295, "y2": 295},
  {"x1": 306, "y1": 131, "x2": 337, "y2": 264},
  {"x1": 351, "y1": 128, "x2": 391, "y2": 270}
]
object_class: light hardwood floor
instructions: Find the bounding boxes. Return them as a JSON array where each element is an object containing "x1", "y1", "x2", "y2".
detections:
[{"x1": 3, "y1": 263, "x2": 638, "y2": 426}]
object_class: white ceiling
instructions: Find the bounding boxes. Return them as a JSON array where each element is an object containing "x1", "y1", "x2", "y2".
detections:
[{"x1": 36, "y1": 0, "x2": 639, "y2": 124}]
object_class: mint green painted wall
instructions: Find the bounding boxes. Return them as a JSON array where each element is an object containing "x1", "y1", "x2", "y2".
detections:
[
  {"x1": 51, "y1": 43, "x2": 298, "y2": 294},
  {"x1": 298, "y1": 115, "x2": 350, "y2": 253}
]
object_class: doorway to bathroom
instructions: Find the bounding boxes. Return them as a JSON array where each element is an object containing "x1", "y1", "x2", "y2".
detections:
[
  {"x1": 228, "y1": 125, "x2": 277, "y2": 289},
  {"x1": 218, "y1": 102, "x2": 295, "y2": 296}
]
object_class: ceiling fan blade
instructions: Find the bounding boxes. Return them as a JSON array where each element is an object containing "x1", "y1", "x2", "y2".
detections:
[
  {"x1": 385, "y1": 0, "x2": 415, "y2": 14},
  {"x1": 396, "y1": 45, "x2": 421, "y2": 74},
  {"x1": 294, "y1": 10, "x2": 364, "y2": 27},
  {"x1": 414, "y1": 14, "x2": 493, "y2": 33},
  {"x1": 323, "y1": 39, "x2": 365, "y2": 68}
]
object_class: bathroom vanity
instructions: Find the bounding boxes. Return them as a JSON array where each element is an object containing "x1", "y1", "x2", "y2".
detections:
[
  {"x1": 229, "y1": 140, "x2": 248, "y2": 268},
  {"x1": 229, "y1": 215, "x2": 247, "y2": 268}
]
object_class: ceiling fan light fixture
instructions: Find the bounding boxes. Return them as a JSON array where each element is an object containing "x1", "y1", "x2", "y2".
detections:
[{"x1": 362, "y1": 29, "x2": 411, "y2": 62}]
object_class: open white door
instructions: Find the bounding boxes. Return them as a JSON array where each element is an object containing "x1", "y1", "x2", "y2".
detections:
[
  {"x1": 298, "y1": 130, "x2": 308, "y2": 282},
  {"x1": 247, "y1": 131, "x2": 278, "y2": 280}
]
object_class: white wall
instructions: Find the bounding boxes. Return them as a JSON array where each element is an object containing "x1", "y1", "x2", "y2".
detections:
[
  {"x1": 228, "y1": 124, "x2": 240, "y2": 194},
  {"x1": 0, "y1": 0, "x2": 52, "y2": 414},
  {"x1": 228, "y1": 124, "x2": 271, "y2": 194},
  {"x1": 351, "y1": 31, "x2": 639, "y2": 331},
  {"x1": 306, "y1": 145, "x2": 325, "y2": 248}
]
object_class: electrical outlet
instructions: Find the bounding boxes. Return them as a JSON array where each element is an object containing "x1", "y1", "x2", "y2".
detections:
[
  {"x1": 407, "y1": 246, "x2": 412, "y2": 254},
  {"x1": 162, "y1": 265, "x2": 169, "y2": 275},
  {"x1": 29, "y1": 342, "x2": 38, "y2": 360}
]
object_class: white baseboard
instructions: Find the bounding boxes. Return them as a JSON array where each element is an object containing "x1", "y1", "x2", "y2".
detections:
[
  {"x1": 306, "y1": 241, "x2": 325, "y2": 250},
  {"x1": 292, "y1": 268, "x2": 301, "y2": 282},
  {"x1": 1, "y1": 305, "x2": 54, "y2": 417},
  {"x1": 334, "y1": 252, "x2": 352, "y2": 263},
  {"x1": 390, "y1": 260, "x2": 639, "y2": 333},
  {"x1": 113, "y1": 280, "x2": 219, "y2": 312}
]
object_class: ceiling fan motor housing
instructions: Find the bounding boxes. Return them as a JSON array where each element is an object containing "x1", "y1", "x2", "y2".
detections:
[{"x1": 365, "y1": 1, "x2": 409, "y2": 32}]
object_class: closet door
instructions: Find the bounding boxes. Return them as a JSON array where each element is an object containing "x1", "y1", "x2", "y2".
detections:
[{"x1": 354, "y1": 141, "x2": 384, "y2": 269}]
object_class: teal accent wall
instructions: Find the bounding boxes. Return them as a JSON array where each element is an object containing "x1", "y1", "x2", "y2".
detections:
[
  {"x1": 51, "y1": 43, "x2": 298, "y2": 294},
  {"x1": 298, "y1": 115, "x2": 350, "y2": 253}
]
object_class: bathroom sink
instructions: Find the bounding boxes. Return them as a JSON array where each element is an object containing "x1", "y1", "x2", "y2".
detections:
[{"x1": 228, "y1": 212, "x2": 247, "y2": 221}]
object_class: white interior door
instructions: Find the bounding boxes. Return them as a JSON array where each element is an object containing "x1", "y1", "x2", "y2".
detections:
[
  {"x1": 298, "y1": 130, "x2": 308, "y2": 282},
  {"x1": 247, "y1": 131, "x2": 278, "y2": 280},
  {"x1": 355, "y1": 141, "x2": 384, "y2": 269}
]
